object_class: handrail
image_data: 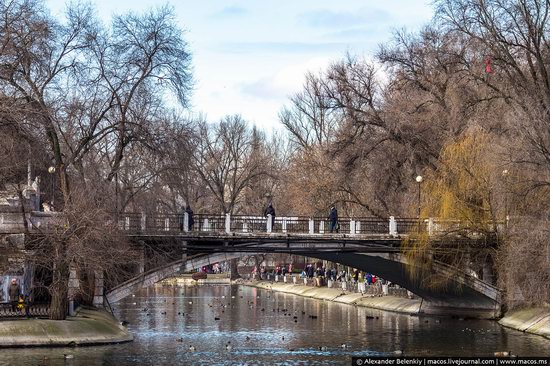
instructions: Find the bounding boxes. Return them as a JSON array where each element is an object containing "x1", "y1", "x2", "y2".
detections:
[
  {"x1": 0, "y1": 302, "x2": 50, "y2": 318},
  {"x1": 11, "y1": 211, "x2": 504, "y2": 237}
]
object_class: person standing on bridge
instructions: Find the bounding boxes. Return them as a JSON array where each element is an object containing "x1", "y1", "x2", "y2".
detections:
[
  {"x1": 185, "y1": 205, "x2": 194, "y2": 231},
  {"x1": 179, "y1": 206, "x2": 185, "y2": 231},
  {"x1": 328, "y1": 206, "x2": 338, "y2": 233},
  {"x1": 264, "y1": 203, "x2": 275, "y2": 231}
]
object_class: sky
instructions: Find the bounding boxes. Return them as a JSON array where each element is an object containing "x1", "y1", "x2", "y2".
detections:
[{"x1": 46, "y1": 0, "x2": 435, "y2": 131}]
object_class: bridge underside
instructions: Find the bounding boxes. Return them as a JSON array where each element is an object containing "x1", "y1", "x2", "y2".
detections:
[
  {"x1": 308, "y1": 251, "x2": 500, "y2": 319},
  {"x1": 106, "y1": 240, "x2": 501, "y2": 319}
]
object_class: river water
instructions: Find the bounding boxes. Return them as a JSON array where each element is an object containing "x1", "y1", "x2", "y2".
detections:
[{"x1": 1, "y1": 284, "x2": 549, "y2": 366}]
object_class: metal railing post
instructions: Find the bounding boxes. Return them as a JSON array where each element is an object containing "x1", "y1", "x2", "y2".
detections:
[
  {"x1": 267, "y1": 214, "x2": 272, "y2": 233},
  {"x1": 225, "y1": 213, "x2": 231, "y2": 233},
  {"x1": 428, "y1": 218, "x2": 434, "y2": 236},
  {"x1": 282, "y1": 218, "x2": 287, "y2": 233},
  {"x1": 165, "y1": 217, "x2": 170, "y2": 231},
  {"x1": 184, "y1": 212, "x2": 189, "y2": 232},
  {"x1": 309, "y1": 218, "x2": 314, "y2": 234},
  {"x1": 141, "y1": 212, "x2": 146, "y2": 232},
  {"x1": 350, "y1": 219, "x2": 355, "y2": 235},
  {"x1": 319, "y1": 220, "x2": 325, "y2": 234},
  {"x1": 389, "y1": 216, "x2": 397, "y2": 237}
]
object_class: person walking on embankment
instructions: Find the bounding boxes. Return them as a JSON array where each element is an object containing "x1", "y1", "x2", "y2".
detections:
[
  {"x1": 8, "y1": 278, "x2": 20, "y2": 312},
  {"x1": 328, "y1": 206, "x2": 338, "y2": 233}
]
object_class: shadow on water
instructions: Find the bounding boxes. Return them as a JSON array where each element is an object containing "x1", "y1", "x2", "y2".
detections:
[{"x1": 0, "y1": 284, "x2": 549, "y2": 365}]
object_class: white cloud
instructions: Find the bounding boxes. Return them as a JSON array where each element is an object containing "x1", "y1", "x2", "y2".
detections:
[
  {"x1": 240, "y1": 57, "x2": 333, "y2": 100},
  {"x1": 298, "y1": 8, "x2": 391, "y2": 28}
]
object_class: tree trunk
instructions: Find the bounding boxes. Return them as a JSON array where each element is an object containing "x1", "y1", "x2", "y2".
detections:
[{"x1": 49, "y1": 243, "x2": 69, "y2": 320}]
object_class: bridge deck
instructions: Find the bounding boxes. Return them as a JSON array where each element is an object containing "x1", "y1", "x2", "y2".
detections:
[{"x1": 2, "y1": 211, "x2": 503, "y2": 241}]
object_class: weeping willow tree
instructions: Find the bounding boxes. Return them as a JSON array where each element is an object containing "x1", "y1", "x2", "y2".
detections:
[{"x1": 403, "y1": 128, "x2": 505, "y2": 289}]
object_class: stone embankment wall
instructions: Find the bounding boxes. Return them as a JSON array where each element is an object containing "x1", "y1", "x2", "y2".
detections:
[
  {"x1": 244, "y1": 280, "x2": 422, "y2": 315},
  {"x1": 246, "y1": 280, "x2": 550, "y2": 340},
  {"x1": 499, "y1": 307, "x2": 550, "y2": 340},
  {"x1": 246, "y1": 274, "x2": 416, "y2": 299},
  {"x1": 0, "y1": 307, "x2": 132, "y2": 347}
]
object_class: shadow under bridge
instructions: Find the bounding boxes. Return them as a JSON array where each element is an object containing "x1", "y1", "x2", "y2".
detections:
[{"x1": 106, "y1": 243, "x2": 501, "y2": 319}]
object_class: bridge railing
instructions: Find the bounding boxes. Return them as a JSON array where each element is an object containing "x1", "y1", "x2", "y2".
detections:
[
  {"x1": 118, "y1": 212, "x2": 142, "y2": 232},
  {"x1": 0, "y1": 302, "x2": 50, "y2": 318},
  {"x1": 396, "y1": 218, "x2": 428, "y2": 234},
  {"x1": 114, "y1": 213, "x2": 432, "y2": 236},
  {"x1": 148, "y1": 214, "x2": 181, "y2": 232},
  {"x1": 113, "y1": 212, "x2": 502, "y2": 237},
  {"x1": 0, "y1": 210, "x2": 504, "y2": 239},
  {"x1": 354, "y1": 217, "x2": 389, "y2": 234},
  {"x1": 230, "y1": 215, "x2": 266, "y2": 233},
  {"x1": 273, "y1": 216, "x2": 310, "y2": 233},
  {"x1": 194, "y1": 214, "x2": 225, "y2": 233}
]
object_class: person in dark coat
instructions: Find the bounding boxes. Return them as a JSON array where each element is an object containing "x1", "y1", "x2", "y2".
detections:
[
  {"x1": 307, "y1": 264, "x2": 314, "y2": 278},
  {"x1": 329, "y1": 206, "x2": 338, "y2": 233},
  {"x1": 8, "y1": 278, "x2": 20, "y2": 312},
  {"x1": 264, "y1": 203, "x2": 275, "y2": 230},
  {"x1": 185, "y1": 205, "x2": 194, "y2": 231}
]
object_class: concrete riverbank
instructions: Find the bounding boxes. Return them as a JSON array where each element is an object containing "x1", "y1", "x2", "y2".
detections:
[
  {"x1": 244, "y1": 280, "x2": 550, "y2": 340},
  {"x1": 0, "y1": 307, "x2": 132, "y2": 347},
  {"x1": 499, "y1": 307, "x2": 550, "y2": 340},
  {"x1": 243, "y1": 280, "x2": 422, "y2": 315}
]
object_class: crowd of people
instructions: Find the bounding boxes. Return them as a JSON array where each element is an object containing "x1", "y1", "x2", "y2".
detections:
[
  {"x1": 250, "y1": 263, "x2": 383, "y2": 287},
  {"x1": 299, "y1": 266, "x2": 379, "y2": 284}
]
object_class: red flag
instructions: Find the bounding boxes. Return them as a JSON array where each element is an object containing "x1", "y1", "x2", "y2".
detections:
[{"x1": 485, "y1": 56, "x2": 492, "y2": 73}]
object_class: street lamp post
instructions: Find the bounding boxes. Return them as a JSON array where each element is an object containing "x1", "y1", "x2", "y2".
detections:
[
  {"x1": 416, "y1": 175, "x2": 423, "y2": 219},
  {"x1": 502, "y1": 169, "x2": 509, "y2": 226},
  {"x1": 48, "y1": 166, "x2": 56, "y2": 208},
  {"x1": 115, "y1": 172, "x2": 118, "y2": 217}
]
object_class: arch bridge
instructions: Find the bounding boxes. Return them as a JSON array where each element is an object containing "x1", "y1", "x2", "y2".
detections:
[
  {"x1": 0, "y1": 210, "x2": 502, "y2": 319},
  {"x1": 105, "y1": 212, "x2": 502, "y2": 319}
]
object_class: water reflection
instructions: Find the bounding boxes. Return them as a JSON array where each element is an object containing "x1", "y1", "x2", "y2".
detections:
[{"x1": 0, "y1": 284, "x2": 549, "y2": 366}]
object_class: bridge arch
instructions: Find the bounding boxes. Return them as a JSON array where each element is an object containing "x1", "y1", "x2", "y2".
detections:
[{"x1": 106, "y1": 250, "x2": 501, "y2": 319}]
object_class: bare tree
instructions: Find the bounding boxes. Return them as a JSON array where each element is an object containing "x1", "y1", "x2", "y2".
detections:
[
  {"x1": 280, "y1": 72, "x2": 339, "y2": 150},
  {"x1": 192, "y1": 115, "x2": 272, "y2": 214},
  {"x1": 0, "y1": 0, "x2": 193, "y2": 319},
  {"x1": 29, "y1": 189, "x2": 137, "y2": 319}
]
